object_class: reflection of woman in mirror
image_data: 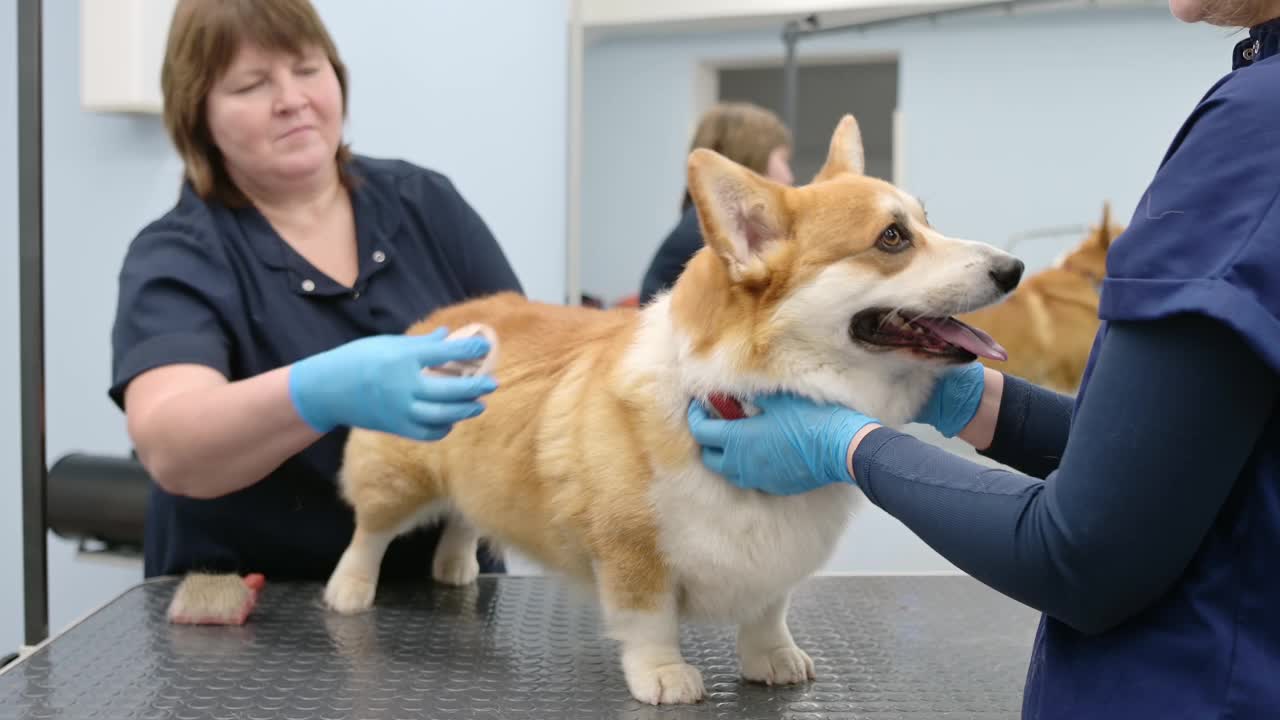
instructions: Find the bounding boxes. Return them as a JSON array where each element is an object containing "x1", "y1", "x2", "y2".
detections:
[{"x1": 638, "y1": 102, "x2": 794, "y2": 305}]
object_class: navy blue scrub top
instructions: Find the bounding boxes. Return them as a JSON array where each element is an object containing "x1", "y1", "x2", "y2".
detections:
[
  {"x1": 846, "y1": 19, "x2": 1280, "y2": 718},
  {"x1": 109, "y1": 154, "x2": 523, "y2": 580},
  {"x1": 1025, "y1": 22, "x2": 1280, "y2": 719}
]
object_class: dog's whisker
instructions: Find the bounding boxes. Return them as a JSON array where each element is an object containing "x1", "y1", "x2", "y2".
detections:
[{"x1": 905, "y1": 309, "x2": 931, "y2": 325}]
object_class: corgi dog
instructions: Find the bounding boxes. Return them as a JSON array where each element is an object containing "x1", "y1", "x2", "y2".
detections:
[
  {"x1": 957, "y1": 205, "x2": 1120, "y2": 394},
  {"x1": 322, "y1": 115, "x2": 1024, "y2": 705}
]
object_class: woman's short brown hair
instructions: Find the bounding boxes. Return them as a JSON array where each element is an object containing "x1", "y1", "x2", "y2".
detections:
[
  {"x1": 161, "y1": 0, "x2": 354, "y2": 207},
  {"x1": 681, "y1": 102, "x2": 792, "y2": 211}
]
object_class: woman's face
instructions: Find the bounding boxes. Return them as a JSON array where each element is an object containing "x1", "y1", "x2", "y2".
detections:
[
  {"x1": 766, "y1": 145, "x2": 795, "y2": 186},
  {"x1": 206, "y1": 42, "x2": 344, "y2": 195}
]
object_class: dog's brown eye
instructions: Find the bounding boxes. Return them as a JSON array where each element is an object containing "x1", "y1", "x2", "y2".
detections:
[{"x1": 877, "y1": 224, "x2": 911, "y2": 253}]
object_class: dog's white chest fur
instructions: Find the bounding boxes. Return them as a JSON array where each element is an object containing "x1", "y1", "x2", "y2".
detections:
[
  {"x1": 625, "y1": 297, "x2": 935, "y2": 625},
  {"x1": 651, "y1": 465, "x2": 863, "y2": 622}
]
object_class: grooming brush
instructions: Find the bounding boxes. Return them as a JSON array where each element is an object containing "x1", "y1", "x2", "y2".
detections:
[
  {"x1": 429, "y1": 323, "x2": 500, "y2": 378},
  {"x1": 166, "y1": 572, "x2": 265, "y2": 625}
]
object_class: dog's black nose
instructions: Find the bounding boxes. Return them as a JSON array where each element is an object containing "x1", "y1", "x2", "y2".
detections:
[{"x1": 989, "y1": 259, "x2": 1024, "y2": 293}]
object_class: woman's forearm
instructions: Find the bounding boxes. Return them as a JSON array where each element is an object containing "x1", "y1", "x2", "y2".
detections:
[
  {"x1": 130, "y1": 366, "x2": 322, "y2": 499},
  {"x1": 974, "y1": 370, "x2": 1077, "y2": 480},
  {"x1": 956, "y1": 367, "x2": 1003, "y2": 451},
  {"x1": 844, "y1": 366, "x2": 1004, "y2": 478},
  {"x1": 847, "y1": 315, "x2": 1276, "y2": 633},
  {"x1": 847, "y1": 366, "x2": 1058, "y2": 481}
]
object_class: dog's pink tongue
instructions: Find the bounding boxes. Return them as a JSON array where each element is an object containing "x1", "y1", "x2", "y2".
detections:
[{"x1": 915, "y1": 317, "x2": 1008, "y2": 361}]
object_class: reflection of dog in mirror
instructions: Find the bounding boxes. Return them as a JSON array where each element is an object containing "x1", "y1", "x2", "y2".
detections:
[
  {"x1": 958, "y1": 205, "x2": 1121, "y2": 394},
  {"x1": 322, "y1": 114, "x2": 1024, "y2": 705}
]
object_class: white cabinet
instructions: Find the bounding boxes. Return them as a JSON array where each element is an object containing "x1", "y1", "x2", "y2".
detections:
[{"x1": 80, "y1": 0, "x2": 179, "y2": 114}]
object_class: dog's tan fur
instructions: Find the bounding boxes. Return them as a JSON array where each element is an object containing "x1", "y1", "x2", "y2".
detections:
[
  {"x1": 957, "y1": 206, "x2": 1120, "y2": 394},
  {"x1": 323, "y1": 115, "x2": 1023, "y2": 705},
  {"x1": 340, "y1": 297, "x2": 671, "y2": 586}
]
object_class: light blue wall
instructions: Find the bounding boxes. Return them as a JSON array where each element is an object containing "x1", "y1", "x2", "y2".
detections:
[
  {"x1": 315, "y1": 0, "x2": 569, "y2": 304},
  {"x1": 2, "y1": 0, "x2": 568, "y2": 655},
  {"x1": 581, "y1": 6, "x2": 1234, "y2": 303},
  {"x1": 580, "y1": 5, "x2": 1235, "y2": 572},
  {"x1": 1, "y1": 0, "x2": 21, "y2": 656}
]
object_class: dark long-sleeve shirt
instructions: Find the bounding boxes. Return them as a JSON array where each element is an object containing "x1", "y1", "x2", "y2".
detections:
[
  {"x1": 850, "y1": 312, "x2": 1278, "y2": 634},
  {"x1": 639, "y1": 206, "x2": 701, "y2": 306}
]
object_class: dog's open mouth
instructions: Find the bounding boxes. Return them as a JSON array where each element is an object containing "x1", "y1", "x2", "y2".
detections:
[{"x1": 850, "y1": 309, "x2": 1008, "y2": 362}]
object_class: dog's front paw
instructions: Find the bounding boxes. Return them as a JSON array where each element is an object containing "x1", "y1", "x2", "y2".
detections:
[
  {"x1": 740, "y1": 645, "x2": 816, "y2": 686},
  {"x1": 432, "y1": 549, "x2": 480, "y2": 586},
  {"x1": 324, "y1": 572, "x2": 376, "y2": 614},
  {"x1": 625, "y1": 662, "x2": 706, "y2": 705}
]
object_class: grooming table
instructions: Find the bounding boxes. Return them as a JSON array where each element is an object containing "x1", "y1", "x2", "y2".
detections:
[{"x1": 0, "y1": 575, "x2": 1039, "y2": 719}]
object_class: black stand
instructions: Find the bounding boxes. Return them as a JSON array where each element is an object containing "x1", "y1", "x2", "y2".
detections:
[
  {"x1": 780, "y1": 0, "x2": 1084, "y2": 133},
  {"x1": 17, "y1": 0, "x2": 48, "y2": 648}
]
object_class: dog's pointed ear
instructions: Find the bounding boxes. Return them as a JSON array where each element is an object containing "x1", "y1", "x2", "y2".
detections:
[
  {"x1": 813, "y1": 114, "x2": 865, "y2": 182},
  {"x1": 1098, "y1": 201, "x2": 1116, "y2": 249},
  {"x1": 687, "y1": 148, "x2": 788, "y2": 282}
]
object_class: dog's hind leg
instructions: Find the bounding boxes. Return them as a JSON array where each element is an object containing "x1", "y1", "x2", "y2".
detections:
[
  {"x1": 324, "y1": 433, "x2": 444, "y2": 614},
  {"x1": 431, "y1": 511, "x2": 482, "y2": 586},
  {"x1": 324, "y1": 522, "x2": 401, "y2": 615},
  {"x1": 736, "y1": 591, "x2": 815, "y2": 686}
]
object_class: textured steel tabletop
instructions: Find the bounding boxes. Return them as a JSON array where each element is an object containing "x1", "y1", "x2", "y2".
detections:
[{"x1": 0, "y1": 574, "x2": 1039, "y2": 719}]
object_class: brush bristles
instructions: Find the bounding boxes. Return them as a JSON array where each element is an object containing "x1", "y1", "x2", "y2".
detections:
[{"x1": 167, "y1": 573, "x2": 254, "y2": 625}]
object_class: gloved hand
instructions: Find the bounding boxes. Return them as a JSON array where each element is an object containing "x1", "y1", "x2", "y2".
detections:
[
  {"x1": 289, "y1": 327, "x2": 497, "y2": 441},
  {"x1": 686, "y1": 392, "x2": 878, "y2": 495},
  {"x1": 913, "y1": 362, "x2": 985, "y2": 437}
]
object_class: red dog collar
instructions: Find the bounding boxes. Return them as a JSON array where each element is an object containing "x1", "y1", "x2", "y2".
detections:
[{"x1": 706, "y1": 392, "x2": 747, "y2": 420}]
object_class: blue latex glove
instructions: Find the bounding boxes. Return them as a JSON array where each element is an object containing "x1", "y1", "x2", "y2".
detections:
[
  {"x1": 289, "y1": 327, "x2": 497, "y2": 441},
  {"x1": 913, "y1": 362, "x2": 985, "y2": 437},
  {"x1": 686, "y1": 392, "x2": 878, "y2": 495}
]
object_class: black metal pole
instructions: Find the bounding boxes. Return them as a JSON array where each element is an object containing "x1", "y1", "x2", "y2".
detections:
[
  {"x1": 18, "y1": 0, "x2": 49, "y2": 648},
  {"x1": 787, "y1": 0, "x2": 1073, "y2": 42},
  {"x1": 779, "y1": 0, "x2": 1092, "y2": 142},
  {"x1": 782, "y1": 20, "x2": 799, "y2": 135}
]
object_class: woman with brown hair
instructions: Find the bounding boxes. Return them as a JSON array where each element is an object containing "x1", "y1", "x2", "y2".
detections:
[
  {"x1": 110, "y1": 0, "x2": 521, "y2": 581},
  {"x1": 638, "y1": 102, "x2": 794, "y2": 305}
]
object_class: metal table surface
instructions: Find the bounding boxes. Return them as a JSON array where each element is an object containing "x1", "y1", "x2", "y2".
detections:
[{"x1": 0, "y1": 574, "x2": 1040, "y2": 719}]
